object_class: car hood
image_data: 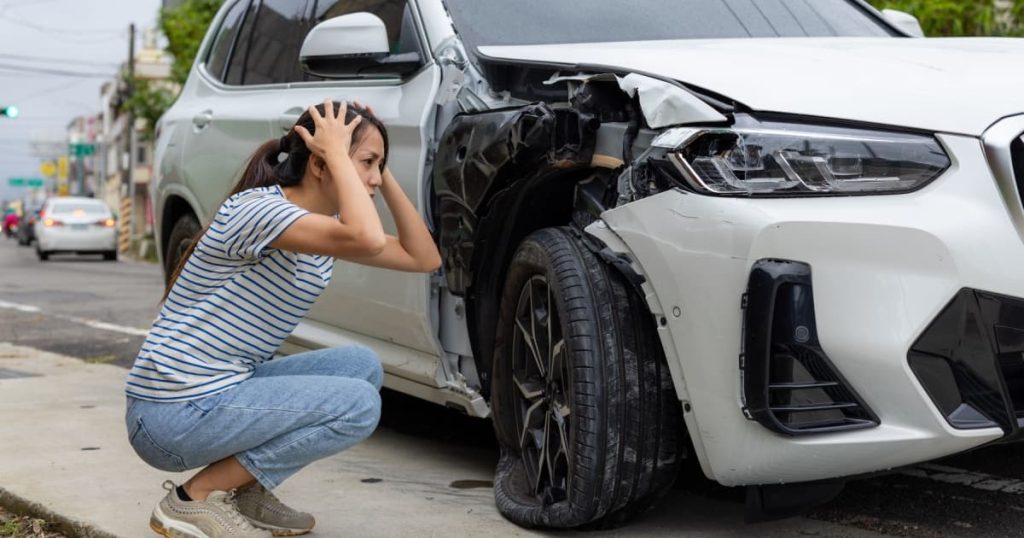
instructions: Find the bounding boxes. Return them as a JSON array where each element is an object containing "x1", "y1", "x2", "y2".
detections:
[{"x1": 479, "y1": 38, "x2": 1024, "y2": 136}]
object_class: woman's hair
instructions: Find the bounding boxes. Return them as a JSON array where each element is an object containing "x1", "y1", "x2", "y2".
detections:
[
  {"x1": 162, "y1": 101, "x2": 389, "y2": 301},
  {"x1": 229, "y1": 101, "x2": 389, "y2": 197}
]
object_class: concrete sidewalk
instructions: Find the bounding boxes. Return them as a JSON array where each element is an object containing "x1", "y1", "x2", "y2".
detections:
[{"x1": 0, "y1": 343, "x2": 884, "y2": 537}]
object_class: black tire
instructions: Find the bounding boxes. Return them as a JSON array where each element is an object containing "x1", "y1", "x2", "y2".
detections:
[
  {"x1": 36, "y1": 248, "x2": 49, "y2": 261},
  {"x1": 491, "y1": 227, "x2": 682, "y2": 529},
  {"x1": 103, "y1": 250, "x2": 117, "y2": 261},
  {"x1": 164, "y1": 213, "x2": 200, "y2": 284}
]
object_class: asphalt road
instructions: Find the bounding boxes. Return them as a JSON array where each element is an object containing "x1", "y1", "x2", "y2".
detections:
[{"x1": 3, "y1": 238, "x2": 1024, "y2": 536}]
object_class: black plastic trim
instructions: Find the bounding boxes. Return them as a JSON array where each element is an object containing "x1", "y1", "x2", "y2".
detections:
[
  {"x1": 742, "y1": 259, "x2": 879, "y2": 436},
  {"x1": 1012, "y1": 136, "x2": 1024, "y2": 217},
  {"x1": 909, "y1": 288, "x2": 1024, "y2": 437}
]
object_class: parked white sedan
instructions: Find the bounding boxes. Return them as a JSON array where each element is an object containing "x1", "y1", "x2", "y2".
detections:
[{"x1": 35, "y1": 197, "x2": 117, "y2": 261}]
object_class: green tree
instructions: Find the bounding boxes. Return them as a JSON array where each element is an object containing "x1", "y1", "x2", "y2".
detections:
[
  {"x1": 868, "y1": 0, "x2": 1024, "y2": 37},
  {"x1": 160, "y1": 0, "x2": 224, "y2": 84},
  {"x1": 118, "y1": 0, "x2": 222, "y2": 139},
  {"x1": 119, "y1": 78, "x2": 177, "y2": 141}
]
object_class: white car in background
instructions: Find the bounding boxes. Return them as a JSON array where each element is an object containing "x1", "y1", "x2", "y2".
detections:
[
  {"x1": 152, "y1": 0, "x2": 1024, "y2": 529},
  {"x1": 35, "y1": 197, "x2": 117, "y2": 261}
]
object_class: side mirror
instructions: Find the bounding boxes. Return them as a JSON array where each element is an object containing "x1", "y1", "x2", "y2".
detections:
[
  {"x1": 882, "y1": 9, "x2": 925, "y2": 38},
  {"x1": 300, "y1": 12, "x2": 421, "y2": 78}
]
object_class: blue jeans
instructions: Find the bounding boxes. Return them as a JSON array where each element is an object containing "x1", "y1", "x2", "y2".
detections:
[{"x1": 125, "y1": 346, "x2": 383, "y2": 490}]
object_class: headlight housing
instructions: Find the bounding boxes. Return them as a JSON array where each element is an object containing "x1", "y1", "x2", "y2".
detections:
[{"x1": 650, "y1": 117, "x2": 951, "y2": 196}]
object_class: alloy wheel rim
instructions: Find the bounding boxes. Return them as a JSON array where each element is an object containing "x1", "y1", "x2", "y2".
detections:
[{"x1": 510, "y1": 274, "x2": 572, "y2": 503}]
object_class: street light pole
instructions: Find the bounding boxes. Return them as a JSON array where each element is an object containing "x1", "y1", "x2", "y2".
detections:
[{"x1": 122, "y1": 23, "x2": 136, "y2": 251}]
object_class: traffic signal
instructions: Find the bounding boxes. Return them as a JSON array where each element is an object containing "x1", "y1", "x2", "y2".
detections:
[{"x1": 1, "y1": 106, "x2": 18, "y2": 118}]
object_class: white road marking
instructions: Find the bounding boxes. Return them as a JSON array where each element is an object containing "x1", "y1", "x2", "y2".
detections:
[
  {"x1": 0, "y1": 300, "x2": 40, "y2": 313},
  {"x1": 903, "y1": 463, "x2": 1024, "y2": 495},
  {"x1": 77, "y1": 319, "x2": 150, "y2": 337},
  {"x1": 0, "y1": 299, "x2": 149, "y2": 337}
]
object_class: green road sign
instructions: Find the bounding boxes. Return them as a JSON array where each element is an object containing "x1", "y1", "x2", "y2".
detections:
[
  {"x1": 69, "y1": 143, "x2": 95, "y2": 157},
  {"x1": 8, "y1": 177, "x2": 44, "y2": 188}
]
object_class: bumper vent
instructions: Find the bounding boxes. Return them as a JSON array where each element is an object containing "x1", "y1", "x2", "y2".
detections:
[
  {"x1": 909, "y1": 289, "x2": 1024, "y2": 435},
  {"x1": 1013, "y1": 136, "x2": 1024, "y2": 213},
  {"x1": 741, "y1": 260, "x2": 879, "y2": 435}
]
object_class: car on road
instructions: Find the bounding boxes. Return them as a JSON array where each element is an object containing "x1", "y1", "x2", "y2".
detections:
[
  {"x1": 153, "y1": 0, "x2": 1024, "y2": 528},
  {"x1": 34, "y1": 197, "x2": 117, "y2": 261},
  {"x1": 2, "y1": 207, "x2": 19, "y2": 239}
]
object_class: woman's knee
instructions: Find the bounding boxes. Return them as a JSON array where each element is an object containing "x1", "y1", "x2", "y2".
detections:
[
  {"x1": 338, "y1": 345, "x2": 383, "y2": 390},
  {"x1": 330, "y1": 380, "x2": 381, "y2": 440}
]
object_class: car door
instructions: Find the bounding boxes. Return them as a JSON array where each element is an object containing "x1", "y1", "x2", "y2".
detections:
[
  {"x1": 279, "y1": 0, "x2": 443, "y2": 359},
  {"x1": 177, "y1": 0, "x2": 292, "y2": 219}
]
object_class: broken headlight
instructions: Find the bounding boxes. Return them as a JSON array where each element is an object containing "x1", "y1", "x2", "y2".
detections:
[{"x1": 652, "y1": 120, "x2": 951, "y2": 196}]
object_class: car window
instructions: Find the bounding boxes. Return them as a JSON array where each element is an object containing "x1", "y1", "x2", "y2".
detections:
[
  {"x1": 224, "y1": 0, "x2": 416, "y2": 86},
  {"x1": 236, "y1": 0, "x2": 317, "y2": 85},
  {"x1": 224, "y1": 0, "x2": 259, "y2": 85},
  {"x1": 205, "y1": 0, "x2": 251, "y2": 82},
  {"x1": 444, "y1": 0, "x2": 895, "y2": 55},
  {"x1": 48, "y1": 201, "x2": 109, "y2": 217}
]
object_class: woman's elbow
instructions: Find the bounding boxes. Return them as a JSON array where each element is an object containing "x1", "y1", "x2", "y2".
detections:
[
  {"x1": 418, "y1": 252, "x2": 442, "y2": 273},
  {"x1": 428, "y1": 254, "x2": 443, "y2": 273},
  {"x1": 360, "y1": 231, "x2": 388, "y2": 257}
]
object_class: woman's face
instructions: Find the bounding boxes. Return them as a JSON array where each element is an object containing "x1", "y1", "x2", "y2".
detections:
[
  {"x1": 349, "y1": 127, "x2": 386, "y2": 198},
  {"x1": 314, "y1": 125, "x2": 386, "y2": 214}
]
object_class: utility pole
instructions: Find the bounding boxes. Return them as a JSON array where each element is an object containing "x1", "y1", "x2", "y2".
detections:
[{"x1": 121, "y1": 23, "x2": 135, "y2": 252}]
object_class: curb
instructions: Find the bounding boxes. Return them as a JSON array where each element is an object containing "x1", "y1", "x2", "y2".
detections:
[{"x1": 0, "y1": 487, "x2": 122, "y2": 538}]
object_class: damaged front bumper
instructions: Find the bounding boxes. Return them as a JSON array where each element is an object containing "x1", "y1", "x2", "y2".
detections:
[{"x1": 585, "y1": 127, "x2": 1024, "y2": 486}]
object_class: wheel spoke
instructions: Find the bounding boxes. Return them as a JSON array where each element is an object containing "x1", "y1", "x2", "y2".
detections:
[
  {"x1": 549, "y1": 339, "x2": 565, "y2": 384},
  {"x1": 545, "y1": 411, "x2": 559, "y2": 486},
  {"x1": 529, "y1": 278, "x2": 549, "y2": 378},
  {"x1": 519, "y1": 399, "x2": 545, "y2": 451},
  {"x1": 515, "y1": 316, "x2": 544, "y2": 377},
  {"x1": 513, "y1": 372, "x2": 544, "y2": 401},
  {"x1": 546, "y1": 282, "x2": 555, "y2": 376},
  {"x1": 552, "y1": 408, "x2": 571, "y2": 494},
  {"x1": 533, "y1": 413, "x2": 551, "y2": 495}
]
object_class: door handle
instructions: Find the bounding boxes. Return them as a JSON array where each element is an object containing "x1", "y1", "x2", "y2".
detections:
[
  {"x1": 278, "y1": 107, "x2": 305, "y2": 132},
  {"x1": 192, "y1": 110, "x2": 213, "y2": 130}
]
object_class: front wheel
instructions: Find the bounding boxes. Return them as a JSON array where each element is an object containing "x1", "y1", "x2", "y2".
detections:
[
  {"x1": 164, "y1": 213, "x2": 200, "y2": 284},
  {"x1": 491, "y1": 227, "x2": 682, "y2": 529}
]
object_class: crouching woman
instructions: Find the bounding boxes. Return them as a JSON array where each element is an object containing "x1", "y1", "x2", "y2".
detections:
[{"x1": 124, "y1": 99, "x2": 440, "y2": 538}]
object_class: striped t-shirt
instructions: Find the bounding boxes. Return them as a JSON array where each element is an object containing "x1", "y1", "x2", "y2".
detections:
[{"x1": 125, "y1": 185, "x2": 334, "y2": 402}]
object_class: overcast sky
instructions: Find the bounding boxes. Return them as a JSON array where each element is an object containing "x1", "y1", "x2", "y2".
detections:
[{"x1": 0, "y1": 0, "x2": 163, "y2": 200}]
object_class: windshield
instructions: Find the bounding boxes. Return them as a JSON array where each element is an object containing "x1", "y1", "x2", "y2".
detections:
[{"x1": 443, "y1": 0, "x2": 895, "y2": 54}]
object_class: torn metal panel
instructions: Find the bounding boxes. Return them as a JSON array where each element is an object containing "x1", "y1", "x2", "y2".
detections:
[
  {"x1": 432, "y1": 104, "x2": 598, "y2": 294},
  {"x1": 546, "y1": 71, "x2": 728, "y2": 128},
  {"x1": 616, "y1": 73, "x2": 727, "y2": 128}
]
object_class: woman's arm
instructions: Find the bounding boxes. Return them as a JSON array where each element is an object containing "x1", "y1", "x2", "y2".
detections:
[{"x1": 342, "y1": 168, "x2": 442, "y2": 273}]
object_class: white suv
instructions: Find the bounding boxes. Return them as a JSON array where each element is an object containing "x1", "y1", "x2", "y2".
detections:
[{"x1": 153, "y1": 0, "x2": 1024, "y2": 528}]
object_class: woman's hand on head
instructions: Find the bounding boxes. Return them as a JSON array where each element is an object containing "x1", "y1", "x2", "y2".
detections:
[{"x1": 293, "y1": 98, "x2": 362, "y2": 161}]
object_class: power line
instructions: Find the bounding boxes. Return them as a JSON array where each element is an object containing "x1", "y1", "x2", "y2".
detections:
[
  {"x1": 0, "y1": 11, "x2": 125, "y2": 36},
  {"x1": 5, "y1": 77, "x2": 95, "y2": 104},
  {"x1": 0, "y1": 53, "x2": 121, "y2": 68},
  {"x1": 0, "y1": 63, "x2": 114, "y2": 78}
]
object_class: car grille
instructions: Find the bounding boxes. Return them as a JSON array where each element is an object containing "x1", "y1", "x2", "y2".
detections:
[{"x1": 909, "y1": 289, "x2": 1024, "y2": 436}]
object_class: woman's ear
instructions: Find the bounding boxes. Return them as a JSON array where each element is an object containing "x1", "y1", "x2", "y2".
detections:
[{"x1": 310, "y1": 156, "x2": 326, "y2": 180}]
